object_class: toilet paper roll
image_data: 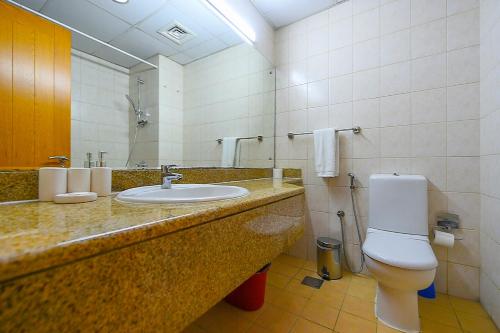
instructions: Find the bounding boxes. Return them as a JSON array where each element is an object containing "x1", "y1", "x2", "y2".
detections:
[
  {"x1": 91, "y1": 167, "x2": 112, "y2": 196},
  {"x1": 67, "y1": 168, "x2": 91, "y2": 193},
  {"x1": 39, "y1": 167, "x2": 67, "y2": 201},
  {"x1": 433, "y1": 230, "x2": 454, "y2": 248}
]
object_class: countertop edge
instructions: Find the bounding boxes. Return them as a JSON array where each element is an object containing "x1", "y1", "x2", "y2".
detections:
[{"x1": 0, "y1": 181, "x2": 304, "y2": 283}]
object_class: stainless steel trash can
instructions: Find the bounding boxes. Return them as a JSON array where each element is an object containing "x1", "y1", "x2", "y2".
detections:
[{"x1": 317, "y1": 237, "x2": 342, "y2": 280}]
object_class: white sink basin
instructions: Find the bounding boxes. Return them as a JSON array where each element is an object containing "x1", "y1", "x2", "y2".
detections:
[{"x1": 115, "y1": 184, "x2": 249, "y2": 204}]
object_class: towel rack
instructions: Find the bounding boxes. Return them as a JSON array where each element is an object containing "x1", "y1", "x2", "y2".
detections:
[
  {"x1": 287, "y1": 126, "x2": 361, "y2": 139},
  {"x1": 216, "y1": 135, "x2": 263, "y2": 144}
]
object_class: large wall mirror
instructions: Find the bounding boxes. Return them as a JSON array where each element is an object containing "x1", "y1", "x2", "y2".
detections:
[{"x1": 5, "y1": 0, "x2": 275, "y2": 169}]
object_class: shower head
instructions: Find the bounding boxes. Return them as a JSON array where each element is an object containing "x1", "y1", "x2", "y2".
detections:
[{"x1": 125, "y1": 94, "x2": 138, "y2": 114}]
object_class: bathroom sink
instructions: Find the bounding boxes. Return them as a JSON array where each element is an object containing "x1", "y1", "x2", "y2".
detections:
[{"x1": 115, "y1": 184, "x2": 250, "y2": 204}]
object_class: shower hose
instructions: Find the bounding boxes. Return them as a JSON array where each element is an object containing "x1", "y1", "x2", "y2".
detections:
[{"x1": 337, "y1": 183, "x2": 365, "y2": 274}]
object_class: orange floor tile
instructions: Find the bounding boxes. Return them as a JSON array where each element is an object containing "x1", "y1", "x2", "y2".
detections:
[{"x1": 183, "y1": 254, "x2": 499, "y2": 333}]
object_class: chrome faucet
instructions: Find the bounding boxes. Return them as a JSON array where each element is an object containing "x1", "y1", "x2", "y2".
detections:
[{"x1": 161, "y1": 164, "x2": 183, "y2": 189}]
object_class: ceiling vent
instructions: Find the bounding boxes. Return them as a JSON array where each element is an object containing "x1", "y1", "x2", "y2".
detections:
[{"x1": 157, "y1": 21, "x2": 196, "y2": 45}]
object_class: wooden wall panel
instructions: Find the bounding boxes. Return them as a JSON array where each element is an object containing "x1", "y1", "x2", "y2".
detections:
[
  {"x1": 0, "y1": 15, "x2": 13, "y2": 165},
  {"x1": 35, "y1": 21, "x2": 55, "y2": 166},
  {"x1": 0, "y1": 0, "x2": 71, "y2": 169},
  {"x1": 53, "y1": 26, "x2": 71, "y2": 167},
  {"x1": 12, "y1": 21, "x2": 35, "y2": 167}
]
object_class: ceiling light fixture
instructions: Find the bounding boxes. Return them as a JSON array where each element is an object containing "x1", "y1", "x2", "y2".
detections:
[
  {"x1": 112, "y1": 0, "x2": 129, "y2": 4},
  {"x1": 201, "y1": 0, "x2": 256, "y2": 45}
]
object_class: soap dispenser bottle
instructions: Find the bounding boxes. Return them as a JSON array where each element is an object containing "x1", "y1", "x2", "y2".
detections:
[
  {"x1": 90, "y1": 151, "x2": 112, "y2": 196},
  {"x1": 84, "y1": 152, "x2": 95, "y2": 168}
]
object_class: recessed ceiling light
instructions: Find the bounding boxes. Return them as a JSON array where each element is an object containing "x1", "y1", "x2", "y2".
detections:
[{"x1": 113, "y1": 0, "x2": 129, "y2": 4}]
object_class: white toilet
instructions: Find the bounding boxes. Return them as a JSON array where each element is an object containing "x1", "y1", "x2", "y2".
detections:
[{"x1": 362, "y1": 174, "x2": 438, "y2": 333}]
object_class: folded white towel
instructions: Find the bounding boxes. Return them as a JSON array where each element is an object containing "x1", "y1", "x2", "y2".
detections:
[
  {"x1": 221, "y1": 137, "x2": 238, "y2": 167},
  {"x1": 313, "y1": 128, "x2": 339, "y2": 177}
]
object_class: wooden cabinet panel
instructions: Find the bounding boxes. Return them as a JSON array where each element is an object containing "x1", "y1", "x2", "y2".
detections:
[
  {"x1": 0, "y1": 0, "x2": 71, "y2": 169},
  {"x1": 35, "y1": 21, "x2": 55, "y2": 166},
  {"x1": 0, "y1": 16, "x2": 13, "y2": 165},
  {"x1": 53, "y1": 26, "x2": 71, "y2": 166},
  {"x1": 12, "y1": 21, "x2": 35, "y2": 167}
]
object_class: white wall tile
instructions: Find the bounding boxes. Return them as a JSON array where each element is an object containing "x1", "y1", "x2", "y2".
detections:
[
  {"x1": 410, "y1": 0, "x2": 446, "y2": 26},
  {"x1": 380, "y1": 93, "x2": 411, "y2": 126},
  {"x1": 381, "y1": 29, "x2": 410, "y2": 66},
  {"x1": 411, "y1": 54, "x2": 446, "y2": 91},
  {"x1": 447, "y1": 157, "x2": 479, "y2": 192},
  {"x1": 380, "y1": 125, "x2": 411, "y2": 157},
  {"x1": 307, "y1": 53, "x2": 329, "y2": 82},
  {"x1": 289, "y1": 84, "x2": 308, "y2": 110},
  {"x1": 330, "y1": 75, "x2": 353, "y2": 104},
  {"x1": 331, "y1": 46, "x2": 353, "y2": 77},
  {"x1": 307, "y1": 106, "x2": 329, "y2": 131},
  {"x1": 380, "y1": 61, "x2": 410, "y2": 96},
  {"x1": 447, "y1": 120, "x2": 480, "y2": 156},
  {"x1": 330, "y1": 102, "x2": 354, "y2": 129},
  {"x1": 411, "y1": 19, "x2": 446, "y2": 59},
  {"x1": 353, "y1": 0, "x2": 380, "y2": 15},
  {"x1": 330, "y1": 18, "x2": 353, "y2": 50},
  {"x1": 448, "y1": 263, "x2": 479, "y2": 300},
  {"x1": 289, "y1": 60, "x2": 307, "y2": 86},
  {"x1": 353, "y1": 38, "x2": 380, "y2": 71},
  {"x1": 411, "y1": 88, "x2": 446, "y2": 124},
  {"x1": 447, "y1": 0, "x2": 479, "y2": 16},
  {"x1": 353, "y1": 128, "x2": 380, "y2": 158},
  {"x1": 411, "y1": 123, "x2": 446, "y2": 157},
  {"x1": 380, "y1": 0, "x2": 410, "y2": 35},
  {"x1": 353, "y1": 8, "x2": 380, "y2": 42},
  {"x1": 354, "y1": 98, "x2": 380, "y2": 129},
  {"x1": 447, "y1": 9, "x2": 479, "y2": 51},
  {"x1": 412, "y1": 123, "x2": 446, "y2": 157},
  {"x1": 307, "y1": 79, "x2": 329, "y2": 108},
  {"x1": 447, "y1": 46, "x2": 480, "y2": 85},
  {"x1": 330, "y1": 0, "x2": 353, "y2": 22},
  {"x1": 447, "y1": 192, "x2": 480, "y2": 229},
  {"x1": 308, "y1": 26, "x2": 330, "y2": 56},
  {"x1": 353, "y1": 68, "x2": 380, "y2": 100},
  {"x1": 447, "y1": 83, "x2": 480, "y2": 121}
]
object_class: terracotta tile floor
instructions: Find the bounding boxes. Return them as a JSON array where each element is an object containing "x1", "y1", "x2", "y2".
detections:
[{"x1": 183, "y1": 254, "x2": 499, "y2": 333}]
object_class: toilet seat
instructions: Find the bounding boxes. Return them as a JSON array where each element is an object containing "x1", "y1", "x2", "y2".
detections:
[{"x1": 363, "y1": 228, "x2": 438, "y2": 270}]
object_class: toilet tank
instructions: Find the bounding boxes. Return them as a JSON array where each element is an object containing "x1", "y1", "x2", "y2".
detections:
[{"x1": 369, "y1": 174, "x2": 428, "y2": 236}]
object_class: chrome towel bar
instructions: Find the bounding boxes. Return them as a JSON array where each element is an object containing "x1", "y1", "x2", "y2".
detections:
[
  {"x1": 216, "y1": 136, "x2": 263, "y2": 144},
  {"x1": 287, "y1": 126, "x2": 361, "y2": 139}
]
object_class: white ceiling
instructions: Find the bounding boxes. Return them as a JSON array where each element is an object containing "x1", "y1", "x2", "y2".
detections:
[
  {"x1": 250, "y1": 0, "x2": 342, "y2": 28},
  {"x1": 12, "y1": 0, "x2": 242, "y2": 68}
]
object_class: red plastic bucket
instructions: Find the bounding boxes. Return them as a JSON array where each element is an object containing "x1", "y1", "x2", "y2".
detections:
[{"x1": 224, "y1": 263, "x2": 271, "y2": 311}]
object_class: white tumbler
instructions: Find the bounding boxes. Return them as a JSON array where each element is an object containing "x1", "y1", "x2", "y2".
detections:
[
  {"x1": 67, "y1": 168, "x2": 91, "y2": 193},
  {"x1": 91, "y1": 167, "x2": 112, "y2": 196},
  {"x1": 39, "y1": 167, "x2": 67, "y2": 201}
]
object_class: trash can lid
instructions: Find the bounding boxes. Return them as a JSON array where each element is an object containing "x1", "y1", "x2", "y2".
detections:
[{"x1": 317, "y1": 237, "x2": 342, "y2": 249}]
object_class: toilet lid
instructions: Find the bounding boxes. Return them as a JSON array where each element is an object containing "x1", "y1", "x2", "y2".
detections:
[{"x1": 362, "y1": 230, "x2": 438, "y2": 270}]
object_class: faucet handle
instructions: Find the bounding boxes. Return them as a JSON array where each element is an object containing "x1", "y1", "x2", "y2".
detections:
[
  {"x1": 49, "y1": 155, "x2": 69, "y2": 167},
  {"x1": 161, "y1": 164, "x2": 178, "y2": 173}
]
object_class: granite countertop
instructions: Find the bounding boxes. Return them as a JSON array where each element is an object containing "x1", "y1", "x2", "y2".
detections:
[{"x1": 0, "y1": 178, "x2": 304, "y2": 283}]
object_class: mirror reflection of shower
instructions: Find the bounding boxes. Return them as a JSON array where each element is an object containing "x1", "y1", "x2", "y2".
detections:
[
  {"x1": 125, "y1": 77, "x2": 149, "y2": 168},
  {"x1": 126, "y1": 78, "x2": 149, "y2": 127}
]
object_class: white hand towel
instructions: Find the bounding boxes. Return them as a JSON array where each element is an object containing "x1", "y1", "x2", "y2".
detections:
[
  {"x1": 313, "y1": 128, "x2": 339, "y2": 177},
  {"x1": 221, "y1": 137, "x2": 238, "y2": 167}
]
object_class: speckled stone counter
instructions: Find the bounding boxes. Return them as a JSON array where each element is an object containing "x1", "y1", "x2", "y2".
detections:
[
  {"x1": 111, "y1": 167, "x2": 273, "y2": 191},
  {"x1": 0, "y1": 178, "x2": 304, "y2": 332},
  {"x1": 0, "y1": 170, "x2": 38, "y2": 202},
  {"x1": 0, "y1": 167, "x2": 301, "y2": 202}
]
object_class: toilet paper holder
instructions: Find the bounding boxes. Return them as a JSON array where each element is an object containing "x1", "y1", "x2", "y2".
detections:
[{"x1": 434, "y1": 220, "x2": 463, "y2": 241}]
